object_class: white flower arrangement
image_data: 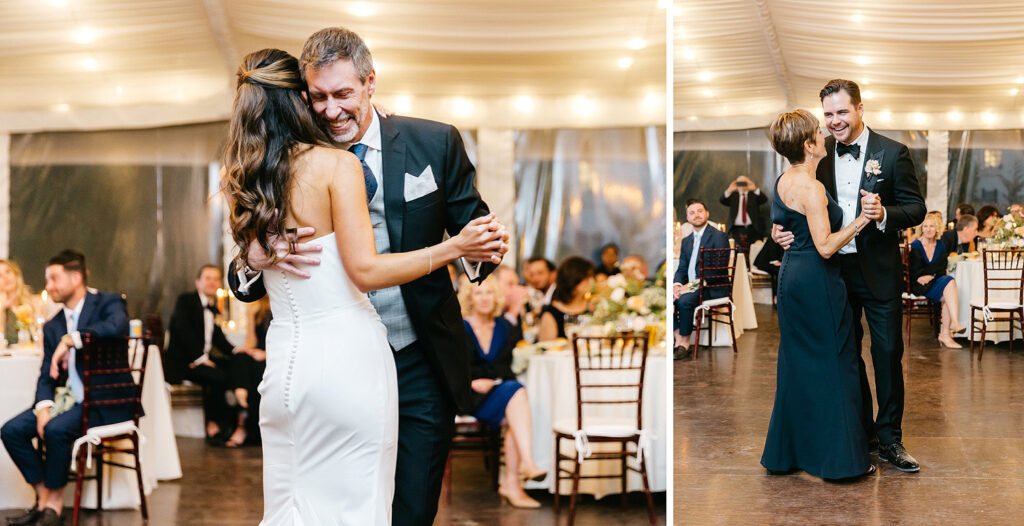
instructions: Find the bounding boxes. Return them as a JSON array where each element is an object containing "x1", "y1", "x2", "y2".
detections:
[{"x1": 865, "y1": 159, "x2": 881, "y2": 176}]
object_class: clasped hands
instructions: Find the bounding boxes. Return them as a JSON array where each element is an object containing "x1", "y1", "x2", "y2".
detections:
[
  {"x1": 772, "y1": 190, "x2": 883, "y2": 250},
  {"x1": 244, "y1": 214, "x2": 510, "y2": 278}
]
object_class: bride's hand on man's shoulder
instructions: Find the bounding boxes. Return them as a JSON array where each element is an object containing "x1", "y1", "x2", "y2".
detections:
[{"x1": 372, "y1": 102, "x2": 394, "y2": 118}]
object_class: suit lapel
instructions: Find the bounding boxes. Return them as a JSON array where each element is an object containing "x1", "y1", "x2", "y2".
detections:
[
  {"x1": 76, "y1": 292, "x2": 98, "y2": 333},
  {"x1": 379, "y1": 113, "x2": 406, "y2": 252},
  {"x1": 858, "y1": 128, "x2": 885, "y2": 216},
  {"x1": 820, "y1": 136, "x2": 838, "y2": 200}
]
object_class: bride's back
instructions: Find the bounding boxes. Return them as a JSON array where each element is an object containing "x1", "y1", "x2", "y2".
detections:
[{"x1": 284, "y1": 145, "x2": 345, "y2": 237}]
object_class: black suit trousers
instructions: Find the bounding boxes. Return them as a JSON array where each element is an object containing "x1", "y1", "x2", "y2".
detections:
[
  {"x1": 184, "y1": 356, "x2": 234, "y2": 428},
  {"x1": 839, "y1": 254, "x2": 905, "y2": 445},
  {"x1": 392, "y1": 340, "x2": 455, "y2": 526}
]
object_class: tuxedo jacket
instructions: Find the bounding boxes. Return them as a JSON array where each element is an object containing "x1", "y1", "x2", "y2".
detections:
[
  {"x1": 36, "y1": 291, "x2": 132, "y2": 425},
  {"x1": 719, "y1": 189, "x2": 768, "y2": 238},
  {"x1": 939, "y1": 229, "x2": 975, "y2": 255},
  {"x1": 817, "y1": 129, "x2": 926, "y2": 300},
  {"x1": 673, "y1": 225, "x2": 731, "y2": 301},
  {"x1": 228, "y1": 114, "x2": 495, "y2": 411},
  {"x1": 164, "y1": 291, "x2": 235, "y2": 384}
]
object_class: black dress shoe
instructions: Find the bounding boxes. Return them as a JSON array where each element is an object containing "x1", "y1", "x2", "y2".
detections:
[
  {"x1": 878, "y1": 442, "x2": 920, "y2": 472},
  {"x1": 868, "y1": 437, "x2": 879, "y2": 454},
  {"x1": 32, "y1": 509, "x2": 61, "y2": 526},
  {"x1": 766, "y1": 467, "x2": 798, "y2": 476},
  {"x1": 673, "y1": 346, "x2": 693, "y2": 361},
  {"x1": 5, "y1": 508, "x2": 41, "y2": 526}
]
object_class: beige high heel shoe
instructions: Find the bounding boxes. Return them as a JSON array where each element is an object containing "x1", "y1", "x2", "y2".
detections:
[
  {"x1": 499, "y1": 487, "x2": 541, "y2": 509},
  {"x1": 519, "y1": 465, "x2": 547, "y2": 482},
  {"x1": 938, "y1": 336, "x2": 961, "y2": 349}
]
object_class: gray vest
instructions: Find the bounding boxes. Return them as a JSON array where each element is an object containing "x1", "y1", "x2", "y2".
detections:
[{"x1": 367, "y1": 179, "x2": 418, "y2": 350}]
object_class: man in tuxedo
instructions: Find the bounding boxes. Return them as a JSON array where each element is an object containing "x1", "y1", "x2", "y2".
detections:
[
  {"x1": 672, "y1": 199, "x2": 730, "y2": 360},
  {"x1": 1, "y1": 250, "x2": 129, "y2": 526},
  {"x1": 227, "y1": 26, "x2": 507, "y2": 525},
  {"x1": 165, "y1": 264, "x2": 237, "y2": 443},
  {"x1": 940, "y1": 214, "x2": 978, "y2": 255},
  {"x1": 720, "y1": 175, "x2": 767, "y2": 256},
  {"x1": 775, "y1": 79, "x2": 926, "y2": 472}
]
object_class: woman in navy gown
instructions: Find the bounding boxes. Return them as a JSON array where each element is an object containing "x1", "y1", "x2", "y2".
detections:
[
  {"x1": 909, "y1": 213, "x2": 965, "y2": 348},
  {"x1": 760, "y1": 109, "x2": 874, "y2": 480},
  {"x1": 459, "y1": 275, "x2": 547, "y2": 508}
]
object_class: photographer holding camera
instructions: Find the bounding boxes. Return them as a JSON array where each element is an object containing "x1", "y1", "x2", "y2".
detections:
[{"x1": 720, "y1": 175, "x2": 767, "y2": 257}]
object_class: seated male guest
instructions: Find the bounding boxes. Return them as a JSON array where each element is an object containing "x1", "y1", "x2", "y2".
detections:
[
  {"x1": 1, "y1": 250, "x2": 129, "y2": 526},
  {"x1": 495, "y1": 266, "x2": 527, "y2": 328},
  {"x1": 753, "y1": 236, "x2": 783, "y2": 306},
  {"x1": 523, "y1": 257, "x2": 555, "y2": 315},
  {"x1": 164, "y1": 264, "x2": 237, "y2": 443},
  {"x1": 720, "y1": 175, "x2": 767, "y2": 256},
  {"x1": 673, "y1": 199, "x2": 730, "y2": 360},
  {"x1": 940, "y1": 214, "x2": 978, "y2": 255}
]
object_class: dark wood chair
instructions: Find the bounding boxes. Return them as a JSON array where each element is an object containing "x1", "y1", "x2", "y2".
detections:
[
  {"x1": 969, "y1": 249, "x2": 1024, "y2": 359},
  {"x1": 900, "y1": 243, "x2": 940, "y2": 345},
  {"x1": 692, "y1": 246, "x2": 737, "y2": 359},
  {"x1": 441, "y1": 415, "x2": 502, "y2": 504},
  {"x1": 553, "y1": 334, "x2": 657, "y2": 525},
  {"x1": 70, "y1": 333, "x2": 150, "y2": 526}
]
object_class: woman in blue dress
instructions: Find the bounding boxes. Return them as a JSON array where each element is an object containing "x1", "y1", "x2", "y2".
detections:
[
  {"x1": 909, "y1": 213, "x2": 965, "y2": 348},
  {"x1": 459, "y1": 275, "x2": 547, "y2": 508},
  {"x1": 761, "y1": 109, "x2": 874, "y2": 480}
]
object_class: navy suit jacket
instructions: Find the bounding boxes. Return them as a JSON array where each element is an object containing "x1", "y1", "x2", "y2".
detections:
[
  {"x1": 36, "y1": 291, "x2": 132, "y2": 425},
  {"x1": 673, "y1": 226, "x2": 731, "y2": 300}
]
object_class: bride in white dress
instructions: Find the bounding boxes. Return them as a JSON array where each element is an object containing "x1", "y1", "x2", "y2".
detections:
[{"x1": 222, "y1": 49, "x2": 504, "y2": 525}]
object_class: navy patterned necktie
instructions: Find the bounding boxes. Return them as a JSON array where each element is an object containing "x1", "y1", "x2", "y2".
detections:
[{"x1": 348, "y1": 143, "x2": 378, "y2": 202}]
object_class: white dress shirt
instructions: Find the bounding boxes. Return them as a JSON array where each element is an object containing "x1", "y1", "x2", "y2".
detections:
[
  {"x1": 35, "y1": 297, "x2": 86, "y2": 411},
  {"x1": 729, "y1": 189, "x2": 760, "y2": 226},
  {"x1": 687, "y1": 226, "x2": 708, "y2": 283},
  {"x1": 835, "y1": 128, "x2": 874, "y2": 254}
]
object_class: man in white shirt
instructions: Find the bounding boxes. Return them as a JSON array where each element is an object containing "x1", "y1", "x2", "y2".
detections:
[
  {"x1": 720, "y1": 175, "x2": 768, "y2": 257},
  {"x1": 1, "y1": 250, "x2": 129, "y2": 526}
]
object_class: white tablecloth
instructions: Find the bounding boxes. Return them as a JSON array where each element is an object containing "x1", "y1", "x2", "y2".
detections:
[
  {"x1": 0, "y1": 344, "x2": 181, "y2": 509},
  {"x1": 953, "y1": 259, "x2": 1023, "y2": 343},
  {"x1": 522, "y1": 351, "x2": 667, "y2": 498}
]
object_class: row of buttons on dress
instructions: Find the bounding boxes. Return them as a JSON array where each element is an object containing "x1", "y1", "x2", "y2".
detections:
[{"x1": 282, "y1": 275, "x2": 299, "y2": 411}]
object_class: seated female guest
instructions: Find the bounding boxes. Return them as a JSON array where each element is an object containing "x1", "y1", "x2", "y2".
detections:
[
  {"x1": 226, "y1": 295, "x2": 271, "y2": 447},
  {"x1": 910, "y1": 214, "x2": 965, "y2": 348},
  {"x1": 459, "y1": 276, "x2": 546, "y2": 508},
  {"x1": 976, "y1": 205, "x2": 1000, "y2": 240},
  {"x1": 0, "y1": 260, "x2": 39, "y2": 345},
  {"x1": 538, "y1": 256, "x2": 595, "y2": 342}
]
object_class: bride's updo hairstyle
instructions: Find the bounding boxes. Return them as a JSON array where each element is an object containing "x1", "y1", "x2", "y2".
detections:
[
  {"x1": 769, "y1": 109, "x2": 820, "y2": 165},
  {"x1": 224, "y1": 48, "x2": 332, "y2": 266}
]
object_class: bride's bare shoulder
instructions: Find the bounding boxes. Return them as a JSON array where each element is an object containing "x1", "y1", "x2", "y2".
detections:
[{"x1": 304, "y1": 146, "x2": 360, "y2": 175}]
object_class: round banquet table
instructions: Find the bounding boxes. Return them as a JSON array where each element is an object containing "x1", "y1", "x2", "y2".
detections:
[
  {"x1": 0, "y1": 343, "x2": 181, "y2": 509},
  {"x1": 952, "y1": 259, "x2": 1023, "y2": 343},
  {"x1": 521, "y1": 349, "x2": 667, "y2": 498}
]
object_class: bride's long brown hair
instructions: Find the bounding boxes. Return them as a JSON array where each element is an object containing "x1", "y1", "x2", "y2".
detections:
[{"x1": 224, "y1": 48, "x2": 332, "y2": 266}]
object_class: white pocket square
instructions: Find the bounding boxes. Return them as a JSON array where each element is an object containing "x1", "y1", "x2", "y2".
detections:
[{"x1": 404, "y1": 165, "x2": 438, "y2": 202}]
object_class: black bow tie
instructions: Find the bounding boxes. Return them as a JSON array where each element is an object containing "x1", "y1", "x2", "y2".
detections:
[
  {"x1": 836, "y1": 142, "x2": 861, "y2": 159},
  {"x1": 205, "y1": 303, "x2": 220, "y2": 315}
]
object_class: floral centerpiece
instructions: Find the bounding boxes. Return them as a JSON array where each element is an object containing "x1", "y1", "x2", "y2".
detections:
[
  {"x1": 986, "y1": 213, "x2": 1024, "y2": 249},
  {"x1": 588, "y1": 272, "x2": 667, "y2": 342}
]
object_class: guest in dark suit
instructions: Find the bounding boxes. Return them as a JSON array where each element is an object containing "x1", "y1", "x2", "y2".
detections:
[
  {"x1": 753, "y1": 236, "x2": 784, "y2": 305},
  {"x1": 165, "y1": 265, "x2": 237, "y2": 442},
  {"x1": 673, "y1": 199, "x2": 730, "y2": 360},
  {"x1": 226, "y1": 26, "x2": 507, "y2": 523},
  {"x1": 720, "y1": 175, "x2": 768, "y2": 256},
  {"x1": 940, "y1": 214, "x2": 978, "y2": 255},
  {"x1": 776, "y1": 79, "x2": 927, "y2": 471},
  {"x1": 458, "y1": 276, "x2": 545, "y2": 509},
  {"x1": 954, "y1": 203, "x2": 975, "y2": 222},
  {"x1": 1, "y1": 250, "x2": 129, "y2": 526}
]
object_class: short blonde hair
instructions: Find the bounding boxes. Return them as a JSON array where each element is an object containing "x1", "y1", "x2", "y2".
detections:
[
  {"x1": 769, "y1": 109, "x2": 820, "y2": 165},
  {"x1": 457, "y1": 275, "x2": 505, "y2": 319}
]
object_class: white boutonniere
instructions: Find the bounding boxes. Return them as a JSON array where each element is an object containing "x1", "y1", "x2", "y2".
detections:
[{"x1": 865, "y1": 159, "x2": 882, "y2": 178}]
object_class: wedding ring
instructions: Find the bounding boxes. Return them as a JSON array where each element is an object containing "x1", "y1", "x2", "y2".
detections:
[{"x1": 285, "y1": 228, "x2": 297, "y2": 253}]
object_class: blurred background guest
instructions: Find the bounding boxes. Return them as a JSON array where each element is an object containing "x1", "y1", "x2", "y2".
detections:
[
  {"x1": 909, "y1": 214, "x2": 965, "y2": 348},
  {"x1": 595, "y1": 243, "x2": 621, "y2": 279},
  {"x1": 523, "y1": 257, "x2": 556, "y2": 313},
  {"x1": 1011, "y1": 203, "x2": 1024, "y2": 220},
  {"x1": 495, "y1": 266, "x2": 527, "y2": 328},
  {"x1": 620, "y1": 254, "x2": 651, "y2": 282},
  {"x1": 720, "y1": 175, "x2": 766, "y2": 258},
  {"x1": 753, "y1": 237, "x2": 783, "y2": 307},
  {"x1": 458, "y1": 276, "x2": 545, "y2": 509},
  {"x1": 954, "y1": 203, "x2": 975, "y2": 223},
  {"x1": 538, "y1": 257, "x2": 595, "y2": 341},
  {"x1": 0, "y1": 260, "x2": 39, "y2": 345},
  {"x1": 975, "y1": 204, "x2": 1000, "y2": 239},
  {"x1": 228, "y1": 295, "x2": 271, "y2": 447},
  {"x1": 941, "y1": 214, "x2": 978, "y2": 255},
  {"x1": 164, "y1": 265, "x2": 237, "y2": 444}
]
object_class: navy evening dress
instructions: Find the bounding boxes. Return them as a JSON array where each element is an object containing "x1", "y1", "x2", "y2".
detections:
[{"x1": 464, "y1": 317, "x2": 525, "y2": 427}]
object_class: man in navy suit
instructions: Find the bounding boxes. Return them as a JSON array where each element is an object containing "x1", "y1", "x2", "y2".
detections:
[
  {"x1": 225, "y1": 26, "x2": 508, "y2": 525},
  {"x1": 1, "y1": 250, "x2": 129, "y2": 526},
  {"x1": 673, "y1": 199, "x2": 730, "y2": 360}
]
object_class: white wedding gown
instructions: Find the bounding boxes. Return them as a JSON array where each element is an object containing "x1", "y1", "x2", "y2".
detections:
[{"x1": 258, "y1": 231, "x2": 398, "y2": 525}]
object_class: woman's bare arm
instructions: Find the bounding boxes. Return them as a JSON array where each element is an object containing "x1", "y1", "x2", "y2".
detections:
[
  {"x1": 802, "y1": 182, "x2": 869, "y2": 259},
  {"x1": 328, "y1": 150, "x2": 504, "y2": 293}
]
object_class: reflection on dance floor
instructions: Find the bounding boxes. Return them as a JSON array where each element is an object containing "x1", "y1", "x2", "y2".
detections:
[{"x1": 675, "y1": 304, "x2": 1024, "y2": 525}]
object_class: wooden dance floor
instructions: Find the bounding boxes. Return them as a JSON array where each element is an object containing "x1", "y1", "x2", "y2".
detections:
[
  {"x1": 3, "y1": 437, "x2": 664, "y2": 525},
  {"x1": 675, "y1": 304, "x2": 1024, "y2": 525}
]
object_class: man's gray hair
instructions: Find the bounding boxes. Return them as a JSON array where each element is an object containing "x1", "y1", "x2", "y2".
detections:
[{"x1": 299, "y1": 27, "x2": 374, "y2": 84}]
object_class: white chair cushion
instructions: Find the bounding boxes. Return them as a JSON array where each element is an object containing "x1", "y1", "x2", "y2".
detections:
[
  {"x1": 454, "y1": 415, "x2": 478, "y2": 425},
  {"x1": 553, "y1": 418, "x2": 640, "y2": 438},
  {"x1": 969, "y1": 299, "x2": 1023, "y2": 310},
  {"x1": 902, "y1": 292, "x2": 928, "y2": 300},
  {"x1": 84, "y1": 420, "x2": 139, "y2": 439},
  {"x1": 700, "y1": 297, "x2": 731, "y2": 308},
  {"x1": 750, "y1": 268, "x2": 769, "y2": 276}
]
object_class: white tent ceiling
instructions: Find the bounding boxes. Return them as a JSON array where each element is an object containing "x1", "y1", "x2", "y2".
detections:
[
  {"x1": 0, "y1": 0, "x2": 667, "y2": 132},
  {"x1": 675, "y1": 0, "x2": 1024, "y2": 131}
]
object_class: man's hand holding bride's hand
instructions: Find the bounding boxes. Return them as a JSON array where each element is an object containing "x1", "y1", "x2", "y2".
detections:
[
  {"x1": 246, "y1": 226, "x2": 323, "y2": 279},
  {"x1": 453, "y1": 214, "x2": 508, "y2": 264},
  {"x1": 772, "y1": 224, "x2": 795, "y2": 250},
  {"x1": 859, "y1": 190, "x2": 883, "y2": 221}
]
